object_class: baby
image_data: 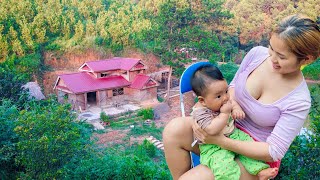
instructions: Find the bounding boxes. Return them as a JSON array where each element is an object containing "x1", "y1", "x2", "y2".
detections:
[{"x1": 190, "y1": 64, "x2": 278, "y2": 180}]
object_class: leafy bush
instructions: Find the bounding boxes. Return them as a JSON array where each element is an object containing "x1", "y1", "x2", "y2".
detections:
[
  {"x1": 45, "y1": 42, "x2": 62, "y2": 51},
  {"x1": 0, "y1": 65, "x2": 29, "y2": 104},
  {"x1": 309, "y1": 85, "x2": 320, "y2": 137},
  {"x1": 0, "y1": 53, "x2": 44, "y2": 108},
  {"x1": 0, "y1": 100, "x2": 19, "y2": 179},
  {"x1": 276, "y1": 84, "x2": 320, "y2": 179},
  {"x1": 100, "y1": 111, "x2": 110, "y2": 123},
  {"x1": 218, "y1": 63, "x2": 239, "y2": 84},
  {"x1": 157, "y1": 96, "x2": 164, "y2": 102},
  {"x1": 63, "y1": 142, "x2": 171, "y2": 180},
  {"x1": 14, "y1": 97, "x2": 93, "y2": 179},
  {"x1": 1, "y1": 96, "x2": 168, "y2": 179},
  {"x1": 137, "y1": 108, "x2": 154, "y2": 120},
  {"x1": 302, "y1": 59, "x2": 320, "y2": 80},
  {"x1": 141, "y1": 139, "x2": 157, "y2": 158}
]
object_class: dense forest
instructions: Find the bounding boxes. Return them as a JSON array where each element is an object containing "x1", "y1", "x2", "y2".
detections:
[
  {"x1": 0, "y1": 0, "x2": 318, "y2": 71},
  {"x1": 0, "y1": 0, "x2": 319, "y2": 179}
]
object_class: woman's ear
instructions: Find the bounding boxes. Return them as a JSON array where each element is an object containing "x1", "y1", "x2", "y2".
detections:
[
  {"x1": 301, "y1": 55, "x2": 315, "y2": 66},
  {"x1": 198, "y1": 96, "x2": 206, "y2": 106}
]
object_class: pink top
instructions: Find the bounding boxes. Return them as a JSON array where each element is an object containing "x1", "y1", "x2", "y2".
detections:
[{"x1": 229, "y1": 46, "x2": 311, "y2": 161}]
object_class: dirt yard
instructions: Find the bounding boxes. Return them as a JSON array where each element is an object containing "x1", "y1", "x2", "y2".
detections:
[
  {"x1": 93, "y1": 107, "x2": 165, "y2": 145},
  {"x1": 92, "y1": 96, "x2": 193, "y2": 148}
]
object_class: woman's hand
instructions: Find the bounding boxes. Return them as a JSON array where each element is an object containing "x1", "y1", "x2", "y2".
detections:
[{"x1": 192, "y1": 120, "x2": 226, "y2": 145}]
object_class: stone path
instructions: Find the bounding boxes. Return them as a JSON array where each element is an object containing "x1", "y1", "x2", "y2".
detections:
[{"x1": 147, "y1": 136, "x2": 164, "y2": 150}]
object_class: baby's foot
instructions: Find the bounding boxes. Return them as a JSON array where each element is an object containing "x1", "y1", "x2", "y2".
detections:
[{"x1": 257, "y1": 168, "x2": 278, "y2": 180}]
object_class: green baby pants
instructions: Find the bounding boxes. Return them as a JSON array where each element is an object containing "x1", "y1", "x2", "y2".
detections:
[{"x1": 199, "y1": 128, "x2": 269, "y2": 180}]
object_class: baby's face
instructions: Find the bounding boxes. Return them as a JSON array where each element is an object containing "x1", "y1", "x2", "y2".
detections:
[{"x1": 202, "y1": 80, "x2": 229, "y2": 112}]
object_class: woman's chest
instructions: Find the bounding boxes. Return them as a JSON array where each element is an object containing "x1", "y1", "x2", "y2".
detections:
[
  {"x1": 236, "y1": 78, "x2": 282, "y2": 126},
  {"x1": 245, "y1": 65, "x2": 295, "y2": 104}
]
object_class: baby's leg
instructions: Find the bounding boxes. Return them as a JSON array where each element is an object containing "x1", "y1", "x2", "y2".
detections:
[
  {"x1": 233, "y1": 129, "x2": 278, "y2": 178},
  {"x1": 200, "y1": 144, "x2": 240, "y2": 180},
  {"x1": 238, "y1": 154, "x2": 271, "y2": 174}
]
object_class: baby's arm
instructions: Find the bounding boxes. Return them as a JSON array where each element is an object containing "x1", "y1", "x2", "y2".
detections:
[
  {"x1": 204, "y1": 102, "x2": 231, "y2": 135},
  {"x1": 193, "y1": 101, "x2": 232, "y2": 136}
]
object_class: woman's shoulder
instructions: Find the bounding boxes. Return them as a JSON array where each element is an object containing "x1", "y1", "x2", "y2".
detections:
[
  {"x1": 248, "y1": 46, "x2": 269, "y2": 58},
  {"x1": 241, "y1": 46, "x2": 269, "y2": 68},
  {"x1": 292, "y1": 80, "x2": 311, "y2": 102},
  {"x1": 279, "y1": 80, "x2": 311, "y2": 108}
]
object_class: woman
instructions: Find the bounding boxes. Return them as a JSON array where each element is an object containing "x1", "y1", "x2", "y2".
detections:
[{"x1": 163, "y1": 14, "x2": 320, "y2": 180}]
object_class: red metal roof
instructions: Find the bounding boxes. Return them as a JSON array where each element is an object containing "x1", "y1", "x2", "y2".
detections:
[
  {"x1": 83, "y1": 57, "x2": 141, "y2": 72},
  {"x1": 57, "y1": 72, "x2": 131, "y2": 93},
  {"x1": 130, "y1": 74, "x2": 151, "y2": 89}
]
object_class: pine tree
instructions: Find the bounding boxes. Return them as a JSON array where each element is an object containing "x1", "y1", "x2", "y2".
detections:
[
  {"x1": 0, "y1": 25, "x2": 9, "y2": 61},
  {"x1": 85, "y1": 19, "x2": 96, "y2": 37},
  {"x1": 73, "y1": 20, "x2": 84, "y2": 42},
  {"x1": 18, "y1": 18, "x2": 34, "y2": 50},
  {"x1": 96, "y1": 12, "x2": 109, "y2": 39}
]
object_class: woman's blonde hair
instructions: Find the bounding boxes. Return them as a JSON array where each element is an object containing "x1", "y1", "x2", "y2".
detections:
[{"x1": 273, "y1": 14, "x2": 320, "y2": 62}]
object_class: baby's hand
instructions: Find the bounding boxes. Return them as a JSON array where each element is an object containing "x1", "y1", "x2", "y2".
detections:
[
  {"x1": 232, "y1": 108, "x2": 245, "y2": 120},
  {"x1": 220, "y1": 101, "x2": 232, "y2": 114}
]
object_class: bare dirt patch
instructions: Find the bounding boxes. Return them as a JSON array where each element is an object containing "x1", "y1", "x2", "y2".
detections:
[
  {"x1": 92, "y1": 98, "x2": 194, "y2": 147},
  {"x1": 94, "y1": 129, "x2": 129, "y2": 146}
]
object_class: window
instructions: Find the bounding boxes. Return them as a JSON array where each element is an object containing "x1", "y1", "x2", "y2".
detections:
[
  {"x1": 101, "y1": 72, "x2": 109, "y2": 77},
  {"x1": 112, "y1": 88, "x2": 124, "y2": 96}
]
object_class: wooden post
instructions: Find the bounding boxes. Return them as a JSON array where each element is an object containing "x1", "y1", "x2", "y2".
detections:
[{"x1": 165, "y1": 66, "x2": 172, "y2": 102}]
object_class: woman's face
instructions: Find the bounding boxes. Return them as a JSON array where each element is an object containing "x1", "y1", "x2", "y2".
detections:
[{"x1": 268, "y1": 34, "x2": 305, "y2": 75}]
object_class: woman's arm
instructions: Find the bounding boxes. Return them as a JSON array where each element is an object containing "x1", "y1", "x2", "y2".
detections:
[
  {"x1": 220, "y1": 136, "x2": 273, "y2": 162},
  {"x1": 228, "y1": 88, "x2": 245, "y2": 120},
  {"x1": 228, "y1": 88, "x2": 240, "y2": 109},
  {"x1": 192, "y1": 121, "x2": 274, "y2": 162},
  {"x1": 193, "y1": 100, "x2": 311, "y2": 162},
  {"x1": 222, "y1": 99, "x2": 310, "y2": 162}
]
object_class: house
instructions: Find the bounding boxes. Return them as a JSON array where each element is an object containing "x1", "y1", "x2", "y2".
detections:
[{"x1": 53, "y1": 57, "x2": 159, "y2": 110}]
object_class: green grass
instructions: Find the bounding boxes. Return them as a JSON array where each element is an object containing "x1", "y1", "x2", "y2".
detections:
[{"x1": 128, "y1": 123, "x2": 163, "y2": 140}]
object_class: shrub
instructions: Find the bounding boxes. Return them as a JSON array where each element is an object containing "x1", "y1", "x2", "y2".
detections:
[
  {"x1": 141, "y1": 139, "x2": 156, "y2": 158},
  {"x1": 137, "y1": 108, "x2": 154, "y2": 120},
  {"x1": 14, "y1": 97, "x2": 93, "y2": 179},
  {"x1": 157, "y1": 96, "x2": 164, "y2": 102},
  {"x1": 0, "y1": 100, "x2": 19, "y2": 179},
  {"x1": 302, "y1": 59, "x2": 320, "y2": 80},
  {"x1": 218, "y1": 63, "x2": 239, "y2": 84},
  {"x1": 63, "y1": 142, "x2": 171, "y2": 180},
  {"x1": 0, "y1": 65, "x2": 29, "y2": 104},
  {"x1": 276, "y1": 84, "x2": 320, "y2": 179},
  {"x1": 100, "y1": 111, "x2": 110, "y2": 123}
]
